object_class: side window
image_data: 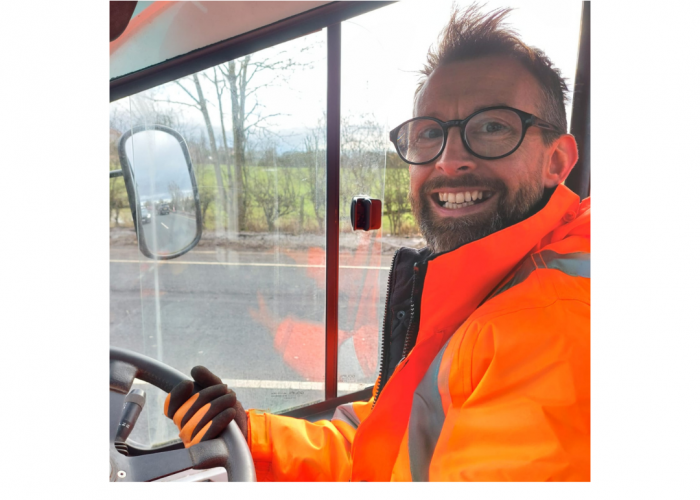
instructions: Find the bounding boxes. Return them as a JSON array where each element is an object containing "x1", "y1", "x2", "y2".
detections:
[
  {"x1": 332, "y1": 0, "x2": 582, "y2": 396},
  {"x1": 110, "y1": 30, "x2": 329, "y2": 446}
]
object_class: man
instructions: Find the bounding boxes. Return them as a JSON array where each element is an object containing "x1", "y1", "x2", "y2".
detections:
[{"x1": 163, "y1": 5, "x2": 590, "y2": 481}]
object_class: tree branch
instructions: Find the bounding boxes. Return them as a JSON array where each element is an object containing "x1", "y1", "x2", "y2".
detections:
[
  {"x1": 244, "y1": 113, "x2": 283, "y2": 132},
  {"x1": 147, "y1": 96, "x2": 200, "y2": 109},
  {"x1": 243, "y1": 102, "x2": 260, "y2": 122},
  {"x1": 174, "y1": 80, "x2": 200, "y2": 106}
]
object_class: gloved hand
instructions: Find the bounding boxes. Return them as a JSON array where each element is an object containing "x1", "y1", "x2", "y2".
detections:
[{"x1": 163, "y1": 366, "x2": 247, "y2": 448}]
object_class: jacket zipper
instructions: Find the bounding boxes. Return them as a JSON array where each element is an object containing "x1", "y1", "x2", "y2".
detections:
[
  {"x1": 372, "y1": 257, "x2": 428, "y2": 409},
  {"x1": 371, "y1": 249, "x2": 399, "y2": 408},
  {"x1": 400, "y1": 260, "x2": 427, "y2": 361}
]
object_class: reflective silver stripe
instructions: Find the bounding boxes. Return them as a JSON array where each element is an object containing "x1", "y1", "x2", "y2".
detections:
[
  {"x1": 331, "y1": 402, "x2": 361, "y2": 429},
  {"x1": 407, "y1": 341, "x2": 450, "y2": 482},
  {"x1": 492, "y1": 250, "x2": 590, "y2": 299}
]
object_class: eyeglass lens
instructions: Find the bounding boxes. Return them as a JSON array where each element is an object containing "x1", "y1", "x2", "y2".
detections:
[{"x1": 395, "y1": 109, "x2": 524, "y2": 163}]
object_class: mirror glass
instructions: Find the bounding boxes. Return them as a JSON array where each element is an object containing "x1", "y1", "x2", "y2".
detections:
[{"x1": 124, "y1": 129, "x2": 199, "y2": 257}]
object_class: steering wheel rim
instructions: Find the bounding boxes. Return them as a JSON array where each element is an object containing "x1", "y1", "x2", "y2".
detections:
[{"x1": 109, "y1": 346, "x2": 256, "y2": 482}]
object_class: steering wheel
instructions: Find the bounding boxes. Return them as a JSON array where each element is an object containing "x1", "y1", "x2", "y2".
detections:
[{"x1": 109, "y1": 347, "x2": 257, "y2": 482}]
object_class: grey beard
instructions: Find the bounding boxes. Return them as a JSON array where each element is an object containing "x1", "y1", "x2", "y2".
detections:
[{"x1": 410, "y1": 175, "x2": 544, "y2": 255}]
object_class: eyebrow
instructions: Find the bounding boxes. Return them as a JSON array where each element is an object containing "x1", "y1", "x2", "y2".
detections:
[{"x1": 414, "y1": 102, "x2": 515, "y2": 119}]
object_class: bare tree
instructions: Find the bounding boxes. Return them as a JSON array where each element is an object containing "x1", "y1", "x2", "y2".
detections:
[
  {"x1": 198, "y1": 185, "x2": 216, "y2": 225},
  {"x1": 383, "y1": 152, "x2": 412, "y2": 235},
  {"x1": 204, "y1": 67, "x2": 237, "y2": 235},
  {"x1": 168, "y1": 181, "x2": 183, "y2": 211},
  {"x1": 249, "y1": 144, "x2": 299, "y2": 232},
  {"x1": 303, "y1": 119, "x2": 326, "y2": 232},
  {"x1": 153, "y1": 74, "x2": 228, "y2": 236},
  {"x1": 139, "y1": 37, "x2": 320, "y2": 234},
  {"x1": 220, "y1": 49, "x2": 310, "y2": 230}
]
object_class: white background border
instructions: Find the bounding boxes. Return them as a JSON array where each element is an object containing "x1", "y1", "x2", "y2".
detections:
[{"x1": 2, "y1": 0, "x2": 699, "y2": 497}]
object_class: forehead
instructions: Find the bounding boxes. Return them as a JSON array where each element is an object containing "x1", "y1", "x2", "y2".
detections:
[{"x1": 415, "y1": 56, "x2": 542, "y2": 118}]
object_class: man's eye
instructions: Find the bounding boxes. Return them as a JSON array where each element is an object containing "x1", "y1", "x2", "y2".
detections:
[
  {"x1": 418, "y1": 127, "x2": 443, "y2": 140},
  {"x1": 482, "y1": 122, "x2": 508, "y2": 133}
]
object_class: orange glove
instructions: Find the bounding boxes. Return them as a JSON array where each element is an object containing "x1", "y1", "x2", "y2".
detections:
[{"x1": 163, "y1": 366, "x2": 246, "y2": 448}]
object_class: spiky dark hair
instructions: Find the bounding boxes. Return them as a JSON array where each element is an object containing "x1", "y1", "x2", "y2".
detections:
[{"x1": 415, "y1": 4, "x2": 569, "y2": 144}]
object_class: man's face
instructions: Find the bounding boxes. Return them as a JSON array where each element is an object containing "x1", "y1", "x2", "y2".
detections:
[{"x1": 410, "y1": 56, "x2": 555, "y2": 254}]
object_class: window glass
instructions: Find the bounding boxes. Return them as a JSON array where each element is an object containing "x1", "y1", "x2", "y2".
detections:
[
  {"x1": 110, "y1": 30, "x2": 327, "y2": 447},
  {"x1": 335, "y1": 20, "x2": 395, "y2": 394},
  {"x1": 336, "y1": 0, "x2": 581, "y2": 393}
]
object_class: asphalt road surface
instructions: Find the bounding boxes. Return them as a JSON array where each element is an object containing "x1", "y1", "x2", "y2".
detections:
[
  {"x1": 141, "y1": 211, "x2": 197, "y2": 255},
  {"x1": 110, "y1": 237, "x2": 395, "y2": 447}
]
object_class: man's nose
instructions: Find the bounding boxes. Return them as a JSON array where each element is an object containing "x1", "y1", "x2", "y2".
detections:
[{"x1": 434, "y1": 127, "x2": 476, "y2": 175}]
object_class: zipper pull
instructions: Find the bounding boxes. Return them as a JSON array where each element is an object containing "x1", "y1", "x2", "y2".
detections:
[{"x1": 396, "y1": 355, "x2": 410, "y2": 369}]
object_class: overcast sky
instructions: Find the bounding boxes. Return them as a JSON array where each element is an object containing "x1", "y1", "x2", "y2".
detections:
[{"x1": 126, "y1": 130, "x2": 194, "y2": 202}]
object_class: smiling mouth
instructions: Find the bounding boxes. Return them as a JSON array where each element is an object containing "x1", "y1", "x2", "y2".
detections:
[{"x1": 431, "y1": 189, "x2": 495, "y2": 210}]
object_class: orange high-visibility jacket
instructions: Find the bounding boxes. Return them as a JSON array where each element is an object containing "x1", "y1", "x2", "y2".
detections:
[{"x1": 247, "y1": 184, "x2": 590, "y2": 481}]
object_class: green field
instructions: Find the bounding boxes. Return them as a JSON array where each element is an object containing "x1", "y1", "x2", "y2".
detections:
[{"x1": 110, "y1": 157, "x2": 419, "y2": 236}]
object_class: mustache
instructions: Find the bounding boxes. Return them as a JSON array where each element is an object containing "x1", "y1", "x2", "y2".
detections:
[{"x1": 418, "y1": 173, "x2": 507, "y2": 195}]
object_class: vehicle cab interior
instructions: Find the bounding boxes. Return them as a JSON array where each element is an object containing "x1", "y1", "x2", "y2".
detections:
[{"x1": 109, "y1": 0, "x2": 589, "y2": 482}]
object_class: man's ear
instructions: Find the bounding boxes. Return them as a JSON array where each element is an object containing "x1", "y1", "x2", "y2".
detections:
[{"x1": 542, "y1": 134, "x2": 579, "y2": 188}]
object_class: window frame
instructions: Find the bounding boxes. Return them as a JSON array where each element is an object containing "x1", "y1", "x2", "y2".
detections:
[
  {"x1": 109, "y1": 1, "x2": 394, "y2": 414},
  {"x1": 109, "y1": 1, "x2": 393, "y2": 102},
  {"x1": 109, "y1": 1, "x2": 590, "y2": 418}
]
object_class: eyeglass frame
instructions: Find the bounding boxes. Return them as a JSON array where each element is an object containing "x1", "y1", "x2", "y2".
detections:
[{"x1": 389, "y1": 105, "x2": 565, "y2": 165}]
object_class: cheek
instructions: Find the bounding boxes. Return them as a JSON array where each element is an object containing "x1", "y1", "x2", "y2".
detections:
[
  {"x1": 486, "y1": 160, "x2": 522, "y2": 192},
  {"x1": 495, "y1": 150, "x2": 544, "y2": 191},
  {"x1": 408, "y1": 166, "x2": 426, "y2": 195}
]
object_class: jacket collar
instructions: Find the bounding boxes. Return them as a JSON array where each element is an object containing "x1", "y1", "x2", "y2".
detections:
[{"x1": 416, "y1": 183, "x2": 582, "y2": 345}]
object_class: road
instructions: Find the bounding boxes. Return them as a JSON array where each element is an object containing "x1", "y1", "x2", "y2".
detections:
[
  {"x1": 140, "y1": 211, "x2": 197, "y2": 255},
  {"x1": 110, "y1": 237, "x2": 394, "y2": 447}
]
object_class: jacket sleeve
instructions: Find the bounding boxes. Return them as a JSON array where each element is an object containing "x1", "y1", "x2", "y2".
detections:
[
  {"x1": 246, "y1": 400, "x2": 372, "y2": 481},
  {"x1": 429, "y1": 298, "x2": 590, "y2": 481}
]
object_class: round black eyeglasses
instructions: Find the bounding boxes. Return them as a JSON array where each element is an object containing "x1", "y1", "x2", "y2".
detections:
[{"x1": 389, "y1": 106, "x2": 564, "y2": 165}]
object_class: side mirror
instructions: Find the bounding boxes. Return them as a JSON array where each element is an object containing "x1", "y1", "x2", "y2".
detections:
[{"x1": 118, "y1": 125, "x2": 202, "y2": 260}]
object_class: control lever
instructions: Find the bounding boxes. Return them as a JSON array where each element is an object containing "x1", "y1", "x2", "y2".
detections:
[{"x1": 114, "y1": 388, "x2": 146, "y2": 456}]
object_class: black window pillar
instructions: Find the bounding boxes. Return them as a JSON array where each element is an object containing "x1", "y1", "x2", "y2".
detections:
[
  {"x1": 567, "y1": 1, "x2": 590, "y2": 199},
  {"x1": 325, "y1": 22, "x2": 341, "y2": 400}
]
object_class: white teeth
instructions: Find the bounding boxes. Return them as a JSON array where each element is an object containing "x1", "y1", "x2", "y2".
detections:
[
  {"x1": 438, "y1": 190, "x2": 487, "y2": 208},
  {"x1": 442, "y1": 200, "x2": 476, "y2": 210}
]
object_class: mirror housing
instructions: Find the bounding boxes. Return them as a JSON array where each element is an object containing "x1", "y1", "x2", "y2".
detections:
[{"x1": 118, "y1": 125, "x2": 202, "y2": 260}]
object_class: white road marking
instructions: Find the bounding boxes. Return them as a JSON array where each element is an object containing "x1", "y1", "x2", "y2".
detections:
[
  {"x1": 161, "y1": 222, "x2": 169, "y2": 229},
  {"x1": 132, "y1": 378, "x2": 369, "y2": 392},
  {"x1": 110, "y1": 259, "x2": 389, "y2": 270}
]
